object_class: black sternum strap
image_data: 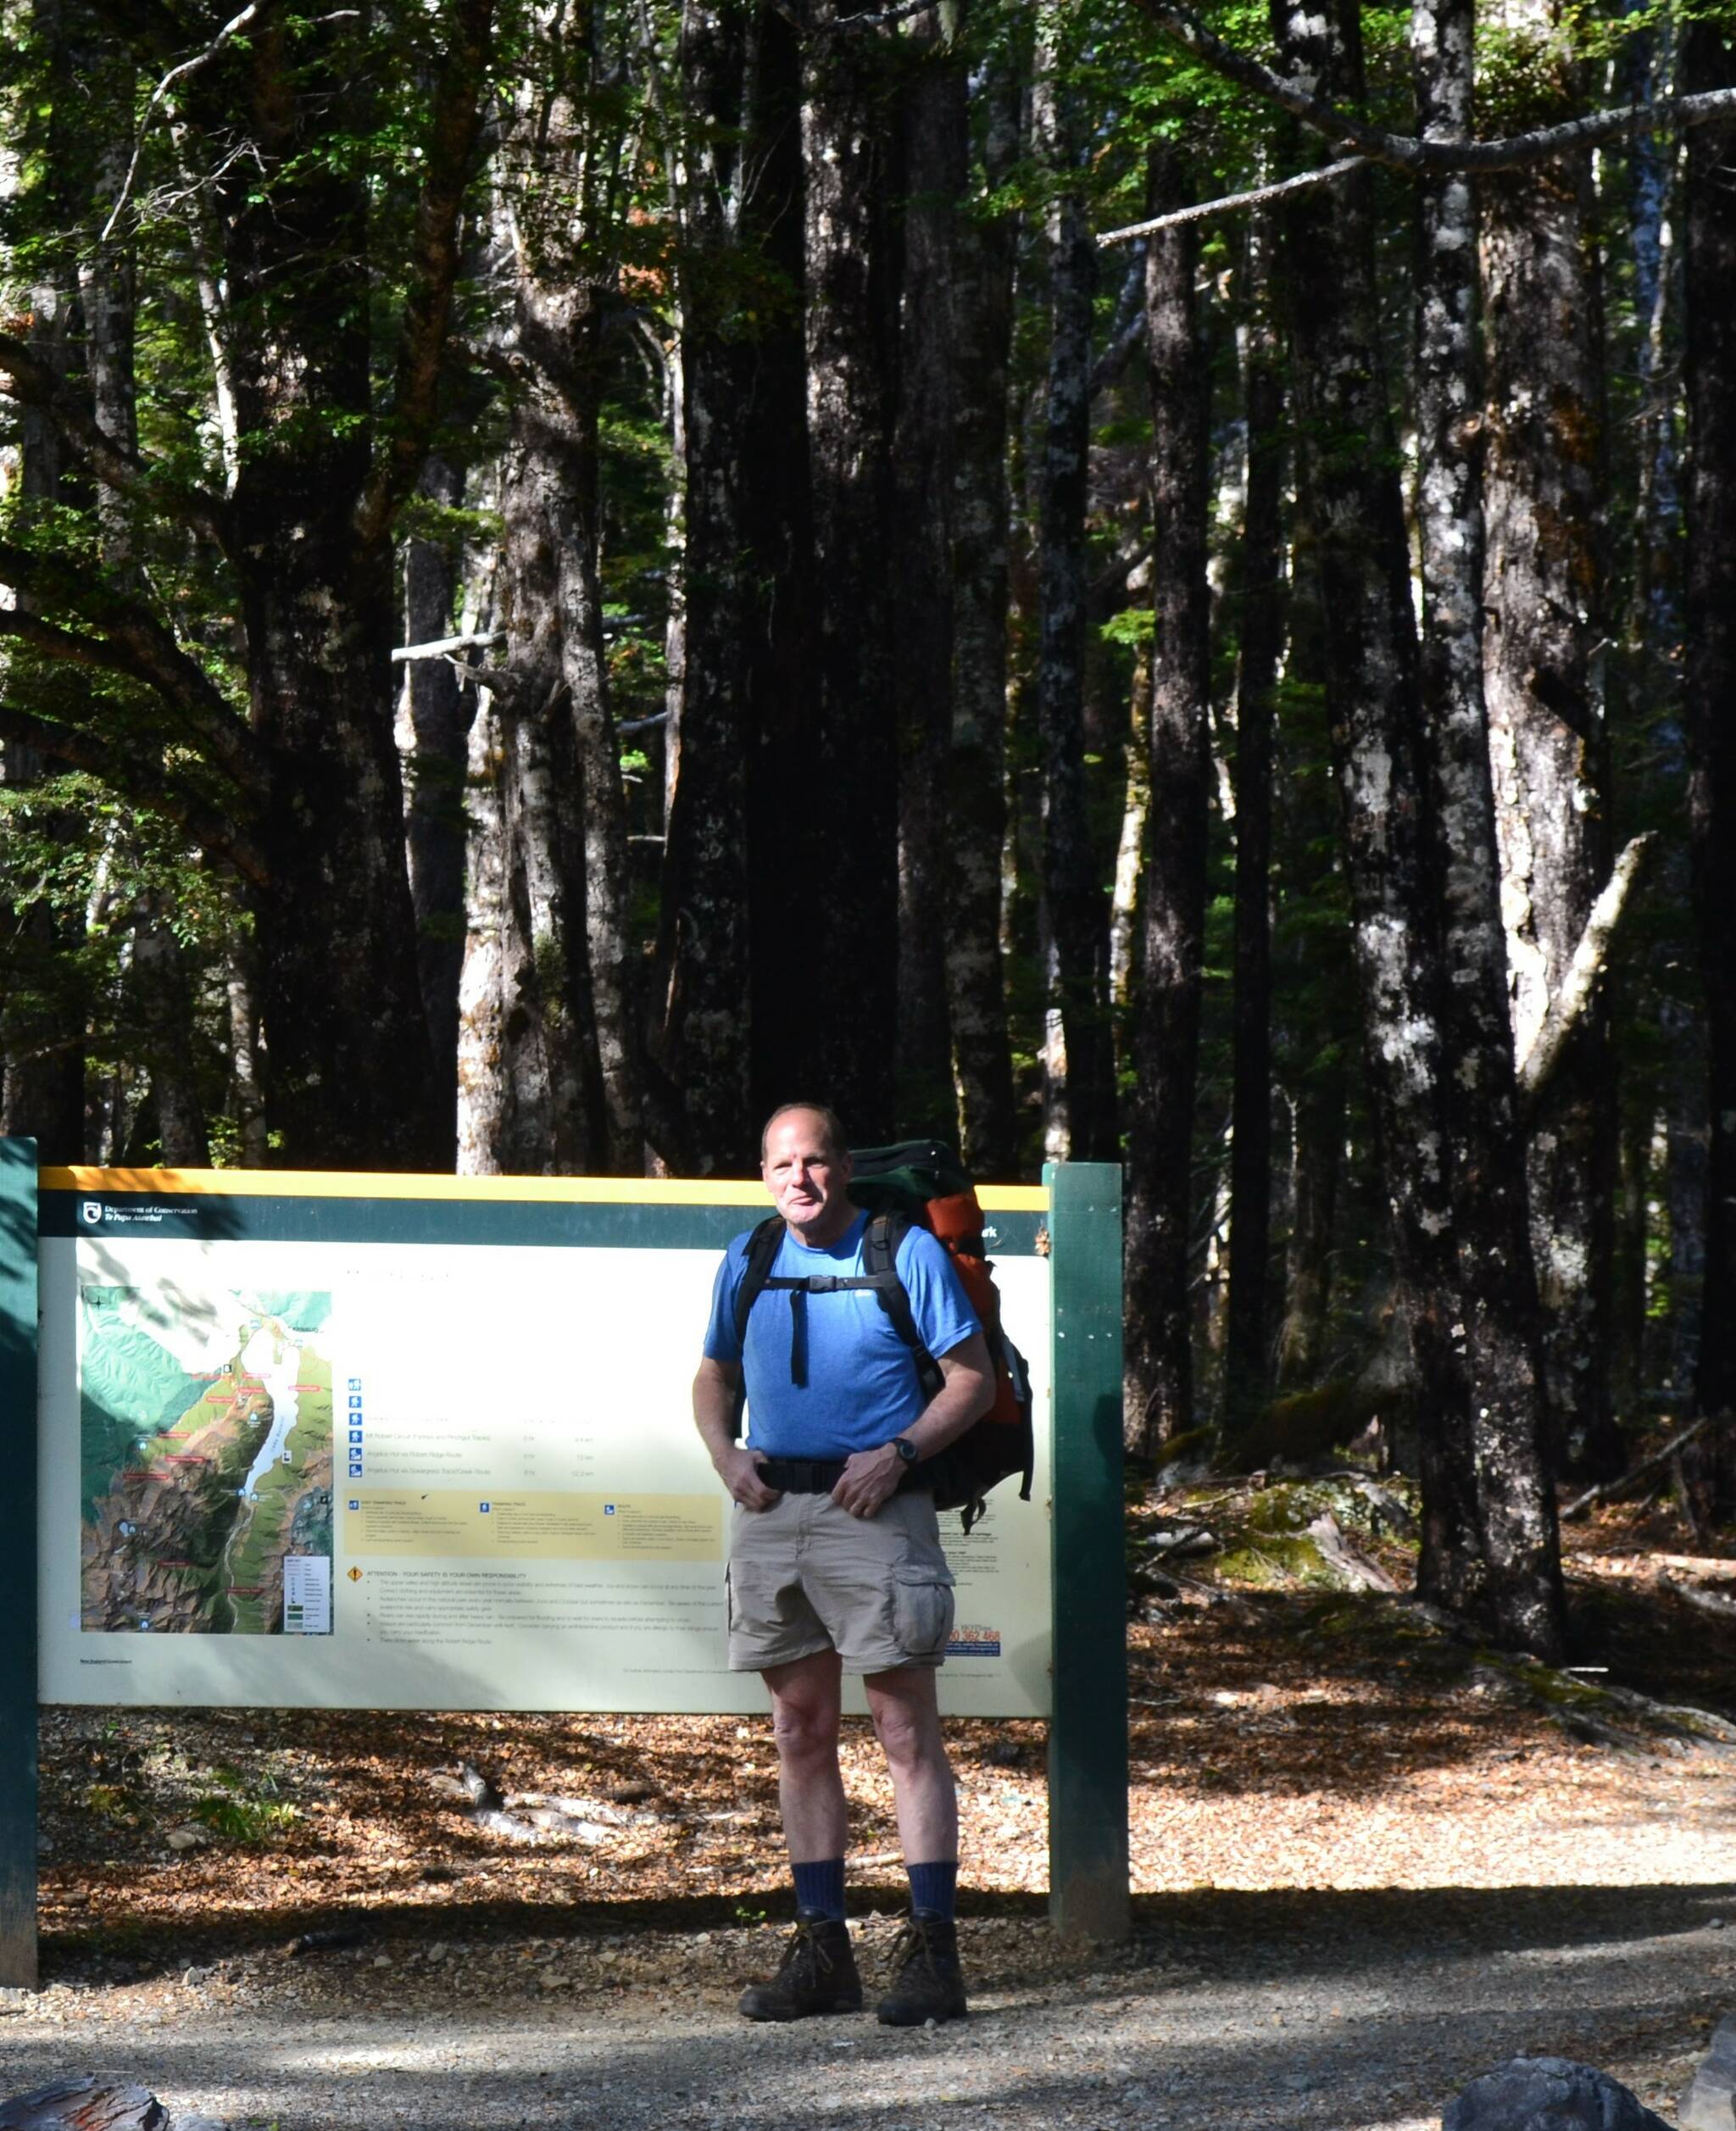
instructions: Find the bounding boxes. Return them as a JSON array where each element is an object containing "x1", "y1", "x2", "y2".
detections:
[{"x1": 760, "y1": 1269, "x2": 910, "y2": 1387}]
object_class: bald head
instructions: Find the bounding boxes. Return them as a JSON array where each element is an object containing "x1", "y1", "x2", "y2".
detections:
[{"x1": 759, "y1": 1102, "x2": 847, "y2": 1164}]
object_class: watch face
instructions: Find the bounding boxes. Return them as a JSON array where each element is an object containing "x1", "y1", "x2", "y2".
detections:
[{"x1": 894, "y1": 1437, "x2": 918, "y2": 1465}]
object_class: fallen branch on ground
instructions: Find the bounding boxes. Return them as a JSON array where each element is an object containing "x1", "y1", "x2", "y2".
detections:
[{"x1": 1560, "y1": 1413, "x2": 1716, "y2": 1521}]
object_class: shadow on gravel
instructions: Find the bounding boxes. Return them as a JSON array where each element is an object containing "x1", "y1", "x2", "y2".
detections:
[
  {"x1": 42, "y1": 1878, "x2": 1735, "y2": 1987},
  {"x1": 11, "y1": 1887, "x2": 1736, "y2": 2131}
]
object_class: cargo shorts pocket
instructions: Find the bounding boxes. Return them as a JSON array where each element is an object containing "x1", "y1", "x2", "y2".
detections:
[
  {"x1": 726, "y1": 1561, "x2": 773, "y2": 1639},
  {"x1": 892, "y1": 1563, "x2": 956, "y2": 1661}
]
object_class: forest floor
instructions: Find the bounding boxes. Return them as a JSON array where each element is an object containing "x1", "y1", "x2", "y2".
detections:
[{"x1": 4, "y1": 1487, "x2": 1735, "y2": 2130}]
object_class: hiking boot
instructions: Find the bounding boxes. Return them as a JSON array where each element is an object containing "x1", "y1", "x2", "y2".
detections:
[
  {"x1": 875, "y1": 1915, "x2": 969, "y2": 2027},
  {"x1": 737, "y1": 1914, "x2": 863, "y2": 2022}
]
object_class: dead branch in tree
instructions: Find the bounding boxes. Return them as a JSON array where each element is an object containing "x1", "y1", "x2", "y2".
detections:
[{"x1": 1517, "y1": 833, "x2": 1652, "y2": 1103}]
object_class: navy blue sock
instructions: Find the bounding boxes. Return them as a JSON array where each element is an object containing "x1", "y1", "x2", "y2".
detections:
[
  {"x1": 905, "y1": 1860, "x2": 957, "y2": 1922},
  {"x1": 792, "y1": 1856, "x2": 846, "y2": 1922}
]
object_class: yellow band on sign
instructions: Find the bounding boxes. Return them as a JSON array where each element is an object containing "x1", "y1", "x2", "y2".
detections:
[
  {"x1": 38, "y1": 1166, "x2": 1049, "y2": 1213},
  {"x1": 345, "y1": 1489, "x2": 724, "y2": 1562}
]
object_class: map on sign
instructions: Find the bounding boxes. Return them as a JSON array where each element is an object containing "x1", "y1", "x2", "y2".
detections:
[{"x1": 79, "y1": 1286, "x2": 334, "y2": 1636}]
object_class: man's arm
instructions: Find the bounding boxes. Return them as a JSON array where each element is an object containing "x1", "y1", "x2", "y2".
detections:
[
  {"x1": 830, "y1": 1331, "x2": 995, "y2": 1519},
  {"x1": 693, "y1": 1355, "x2": 783, "y2": 1510}
]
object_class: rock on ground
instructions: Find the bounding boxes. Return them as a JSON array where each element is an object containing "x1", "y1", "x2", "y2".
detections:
[
  {"x1": 1681, "y1": 2014, "x2": 1736, "y2": 2131},
  {"x1": 1444, "y1": 2057, "x2": 1672, "y2": 2131},
  {"x1": 0, "y1": 2078, "x2": 224, "y2": 2131}
]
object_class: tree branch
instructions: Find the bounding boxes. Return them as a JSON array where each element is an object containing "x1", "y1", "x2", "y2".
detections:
[
  {"x1": 0, "y1": 698, "x2": 267, "y2": 887},
  {"x1": 0, "y1": 550, "x2": 262, "y2": 798},
  {"x1": 353, "y1": 0, "x2": 498, "y2": 554},
  {"x1": 1516, "y1": 833, "x2": 1651, "y2": 1102},
  {"x1": 1100, "y1": 157, "x2": 1368, "y2": 246},
  {"x1": 0, "y1": 332, "x2": 232, "y2": 550},
  {"x1": 99, "y1": 0, "x2": 275, "y2": 242},
  {"x1": 1130, "y1": 0, "x2": 1736, "y2": 172},
  {"x1": 1560, "y1": 1412, "x2": 1715, "y2": 1520},
  {"x1": 391, "y1": 628, "x2": 506, "y2": 663}
]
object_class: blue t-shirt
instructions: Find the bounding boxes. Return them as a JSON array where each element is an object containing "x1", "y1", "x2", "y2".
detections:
[{"x1": 703, "y1": 1212, "x2": 981, "y2": 1459}]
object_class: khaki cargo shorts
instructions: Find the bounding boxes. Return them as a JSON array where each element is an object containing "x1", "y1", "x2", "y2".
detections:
[{"x1": 726, "y1": 1487, "x2": 956, "y2": 1675}]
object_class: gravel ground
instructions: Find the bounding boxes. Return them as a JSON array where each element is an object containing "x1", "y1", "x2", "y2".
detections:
[
  {"x1": 10, "y1": 1498, "x2": 1733, "y2": 2128},
  {"x1": 2, "y1": 1885, "x2": 1733, "y2": 2129}
]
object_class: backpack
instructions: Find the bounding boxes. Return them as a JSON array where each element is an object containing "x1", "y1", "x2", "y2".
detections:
[{"x1": 732, "y1": 1139, "x2": 1034, "y2": 1532}]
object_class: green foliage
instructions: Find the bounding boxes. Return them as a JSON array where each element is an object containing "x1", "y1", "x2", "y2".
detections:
[{"x1": 190, "y1": 1764, "x2": 299, "y2": 1844}]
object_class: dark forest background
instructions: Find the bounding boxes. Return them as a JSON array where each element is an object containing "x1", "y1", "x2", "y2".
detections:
[{"x1": 3, "y1": 0, "x2": 1734, "y2": 1658}]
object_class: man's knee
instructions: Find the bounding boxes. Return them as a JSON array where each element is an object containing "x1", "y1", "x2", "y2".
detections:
[
  {"x1": 866, "y1": 1672, "x2": 948, "y2": 1774},
  {"x1": 771, "y1": 1696, "x2": 840, "y2": 1768},
  {"x1": 766, "y1": 1660, "x2": 843, "y2": 1767}
]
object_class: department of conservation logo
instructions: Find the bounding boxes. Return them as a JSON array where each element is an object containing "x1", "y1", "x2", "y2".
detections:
[{"x1": 81, "y1": 1201, "x2": 103, "y2": 1227}]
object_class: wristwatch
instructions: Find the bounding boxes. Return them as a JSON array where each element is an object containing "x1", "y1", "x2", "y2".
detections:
[{"x1": 890, "y1": 1435, "x2": 920, "y2": 1466}]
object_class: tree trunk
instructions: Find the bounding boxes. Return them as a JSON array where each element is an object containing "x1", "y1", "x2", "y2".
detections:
[
  {"x1": 1222, "y1": 209, "x2": 1285, "y2": 1438},
  {"x1": 1109, "y1": 650, "x2": 1152, "y2": 1016},
  {"x1": 1031, "y1": 4, "x2": 1116, "y2": 1161},
  {"x1": 1682, "y1": 16, "x2": 1736, "y2": 1515},
  {"x1": 1480, "y1": 0, "x2": 1617, "y2": 1478},
  {"x1": 754, "y1": 0, "x2": 899, "y2": 1138},
  {"x1": 1271, "y1": 0, "x2": 1565, "y2": 1656},
  {"x1": 401, "y1": 453, "x2": 476, "y2": 1109},
  {"x1": 1412, "y1": 0, "x2": 1565, "y2": 1637},
  {"x1": 1, "y1": 0, "x2": 86, "y2": 1160},
  {"x1": 659, "y1": 0, "x2": 764, "y2": 1173},
  {"x1": 496, "y1": 34, "x2": 643, "y2": 1174},
  {"x1": 891, "y1": 11, "x2": 960, "y2": 1139},
  {"x1": 1272, "y1": 0, "x2": 1476, "y2": 1608},
  {"x1": 225, "y1": 926, "x2": 270, "y2": 1170},
  {"x1": 130, "y1": 893, "x2": 209, "y2": 1166},
  {"x1": 943, "y1": 35, "x2": 1021, "y2": 1176},
  {"x1": 196, "y1": 8, "x2": 488, "y2": 1170},
  {"x1": 1125, "y1": 149, "x2": 1211, "y2": 1456}
]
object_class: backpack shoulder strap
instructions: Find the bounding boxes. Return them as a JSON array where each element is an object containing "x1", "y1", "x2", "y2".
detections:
[
  {"x1": 732, "y1": 1216, "x2": 786, "y2": 1351},
  {"x1": 864, "y1": 1210, "x2": 943, "y2": 1399}
]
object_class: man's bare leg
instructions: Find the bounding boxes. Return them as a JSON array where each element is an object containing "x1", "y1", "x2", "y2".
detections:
[
  {"x1": 864, "y1": 1664, "x2": 967, "y2": 2024},
  {"x1": 737, "y1": 1649, "x2": 861, "y2": 2022},
  {"x1": 764, "y1": 1648, "x2": 848, "y2": 1862},
  {"x1": 863, "y1": 1665, "x2": 958, "y2": 1866}
]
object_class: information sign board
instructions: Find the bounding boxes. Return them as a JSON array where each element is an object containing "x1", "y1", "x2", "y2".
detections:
[{"x1": 37, "y1": 1170, "x2": 1054, "y2": 1718}]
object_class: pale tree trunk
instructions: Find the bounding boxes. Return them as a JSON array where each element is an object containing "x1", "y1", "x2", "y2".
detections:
[
  {"x1": 400, "y1": 453, "x2": 476, "y2": 1107},
  {"x1": 1109, "y1": 651, "x2": 1152, "y2": 1015},
  {"x1": 1682, "y1": 18, "x2": 1736, "y2": 1517},
  {"x1": 943, "y1": 34, "x2": 1020, "y2": 1175},
  {"x1": 1412, "y1": 0, "x2": 1563, "y2": 1616},
  {"x1": 1031, "y1": 3, "x2": 1116, "y2": 1161},
  {"x1": 456, "y1": 693, "x2": 514, "y2": 1173},
  {"x1": 1125, "y1": 148, "x2": 1211, "y2": 1455},
  {"x1": 1221, "y1": 209, "x2": 1285, "y2": 1438},
  {"x1": 225, "y1": 926, "x2": 270, "y2": 1169},
  {"x1": 1272, "y1": 0, "x2": 1565, "y2": 1657},
  {"x1": 1272, "y1": 0, "x2": 1476, "y2": 1610},
  {"x1": 1480, "y1": 0, "x2": 1617, "y2": 1476},
  {"x1": 495, "y1": 33, "x2": 643, "y2": 1172}
]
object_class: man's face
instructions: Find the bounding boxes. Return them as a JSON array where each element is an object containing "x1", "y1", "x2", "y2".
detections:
[{"x1": 761, "y1": 1110, "x2": 854, "y2": 1241}]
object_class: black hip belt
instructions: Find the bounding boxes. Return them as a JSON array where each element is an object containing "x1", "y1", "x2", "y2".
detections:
[{"x1": 754, "y1": 1457, "x2": 932, "y2": 1495}]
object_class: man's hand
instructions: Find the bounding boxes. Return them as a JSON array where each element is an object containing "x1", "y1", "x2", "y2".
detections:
[
  {"x1": 693, "y1": 1356, "x2": 781, "y2": 1510},
  {"x1": 716, "y1": 1444, "x2": 783, "y2": 1512},
  {"x1": 832, "y1": 1441, "x2": 904, "y2": 1520}
]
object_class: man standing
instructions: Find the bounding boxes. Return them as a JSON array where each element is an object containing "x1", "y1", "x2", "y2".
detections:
[{"x1": 693, "y1": 1102, "x2": 994, "y2": 2025}]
